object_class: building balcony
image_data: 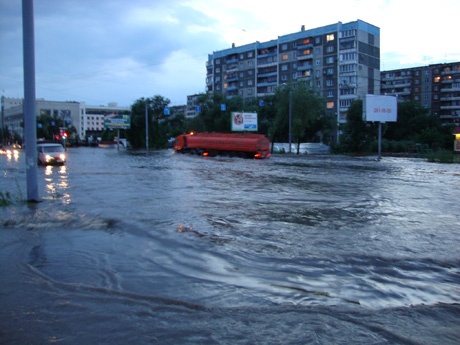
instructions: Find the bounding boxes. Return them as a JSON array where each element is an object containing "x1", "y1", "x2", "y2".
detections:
[
  {"x1": 258, "y1": 52, "x2": 277, "y2": 58},
  {"x1": 441, "y1": 87, "x2": 460, "y2": 92},
  {"x1": 441, "y1": 96, "x2": 460, "y2": 101},
  {"x1": 339, "y1": 94, "x2": 357, "y2": 100},
  {"x1": 441, "y1": 79, "x2": 453, "y2": 84},
  {"x1": 297, "y1": 43, "x2": 313, "y2": 50},
  {"x1": 257, "y1": 72, "x2": 277, "y2": 78},
  {"x1": 225, "y1": 57, "x2": 238, "y2": 64},
  {"x1": 226, "y1": 77, "x2": 239, "y2": 82},
  {"x1": 257, "y1": 92, "x2": 274, "y2": 97},
  {"x1": 297, "y1": 54, "x2": 313, "y2": 61},
  {"x1": 440, "y1": 114, "x2": 460, "y2": 119},
  {"x1": 257, "y1": 61, "x2": 278, "y2": 68},
  {"x1": 440, "y1": 105, "x2": 460, "y2": 110},
  {"x1": 257, "y1": 81, "x2": 278, "y2": 87},
  {"x1": 297, "y1": 64, "x2": 313, "y2": 71}
]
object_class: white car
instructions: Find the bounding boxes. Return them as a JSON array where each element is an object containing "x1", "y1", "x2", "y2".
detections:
[{"x1": 37, "y1": 143, "x2": 66, "y2": 165}]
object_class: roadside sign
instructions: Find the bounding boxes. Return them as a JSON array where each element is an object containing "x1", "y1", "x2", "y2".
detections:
[
  {"x1": 104, "y1": 113, "x2": 131, "y2": 129},
  {"x1": 231, "y1": 112, "x2": 258, "y2": 132}
]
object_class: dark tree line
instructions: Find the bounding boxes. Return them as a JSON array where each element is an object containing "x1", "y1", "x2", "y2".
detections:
[
  {"x1": 336, "y1": 100, "x2": 455, "y2": 153},
  {"x1": 127, "y1": 82, "x2": 336, "y2": 153}
]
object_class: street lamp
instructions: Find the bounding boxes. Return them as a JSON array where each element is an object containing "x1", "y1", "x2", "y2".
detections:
[
  {"x1": 281, "y1": 83, "x2": 292, "y2": 153},
  {"x1": 145, "y1": 100, "x2": 149, "y2": 155},
  {"x1": 288, "y1": 88, "x2": 292, "y2": 153}
]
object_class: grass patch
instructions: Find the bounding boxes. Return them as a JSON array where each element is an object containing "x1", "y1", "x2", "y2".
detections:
[{"x1": 426, "y1": 151, "x2": 460, "y2": 164}]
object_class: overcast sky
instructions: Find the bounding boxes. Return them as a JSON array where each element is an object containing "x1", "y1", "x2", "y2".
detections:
[{"x1": 1, "y1": 0, "x2": 459, "y2": 107}]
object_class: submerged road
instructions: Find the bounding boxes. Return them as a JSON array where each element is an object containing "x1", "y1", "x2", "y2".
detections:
[{"x1": 1, "y1": 147, "x2": 459, "y2": 344}]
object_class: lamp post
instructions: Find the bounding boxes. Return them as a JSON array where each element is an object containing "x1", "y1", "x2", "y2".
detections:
[
  {"x1": 22, "y1": 0, "x2": 38, "y2": 201},
  {"x1": 282, "y1": 83, "x2": 292, "y2": 154},
  {"x1": 145, "y1": 100, "x2": 149, "y2": 155},
  {"x1": 289, "y1": 88, "x2": 292, "y2": 153}
]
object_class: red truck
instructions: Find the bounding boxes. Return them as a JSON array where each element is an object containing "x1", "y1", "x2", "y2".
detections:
[{"x1": 174, "y1": 132, "x2": 270, "y2": 159}]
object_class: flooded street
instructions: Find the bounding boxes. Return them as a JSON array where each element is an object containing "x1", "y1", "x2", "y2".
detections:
[{"x1": 1, "y1": 147, "x2": 459, "y2": 344}]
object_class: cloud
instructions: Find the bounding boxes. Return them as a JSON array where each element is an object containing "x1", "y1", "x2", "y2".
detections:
[{"x1": 1, "y1": 0, "x2": 459, "y2": 106}]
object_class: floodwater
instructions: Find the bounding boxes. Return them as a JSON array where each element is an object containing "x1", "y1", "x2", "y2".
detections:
[{"x1": 1, "y1": 147, "x2": 459, "y2": 344}]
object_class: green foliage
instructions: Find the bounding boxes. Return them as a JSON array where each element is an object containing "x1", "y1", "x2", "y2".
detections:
[
  {"x1": 383, "y1": 102, "x2": 453, "y2": 151},
  {"x1": 0, "y1": 191, "x2": 14, "y2": 206},
  {"x1": 426, "y1": 150, "x2": 459, "y2": 164},
  {"x1": 126, "y1": 95, "x2": 171, "y2": 149},
  {"x1": 269, "y1": 82, "x2": 330, "y2": 153},
  {"x1": 336, "y1": 100, "x2": 378, "y2": 153},
  {"x1": 35, "y1": 114, "x2": 78, "y2": 141}
]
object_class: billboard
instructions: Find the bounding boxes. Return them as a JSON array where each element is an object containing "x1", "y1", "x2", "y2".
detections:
[
  {"x1": 363, "y1": 95, "x2": 397, "y2": 122},
  {"x1": 104, "y1": 113, "x2": 131, "y2": 129},
  {"x1": 231, "y1": 112, "x2": 258, "y2": 131}
]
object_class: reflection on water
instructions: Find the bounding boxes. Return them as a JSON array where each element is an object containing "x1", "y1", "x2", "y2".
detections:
[
  {"x1": 1, "y1": 148, "x2": 459, "y2": 344},
  {"x1": 43, "y1": 164, "x2": 70, "y2": 204}
]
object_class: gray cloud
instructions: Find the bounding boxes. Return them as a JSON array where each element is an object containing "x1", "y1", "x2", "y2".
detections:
[{"x1": 0, "y1": 0, "x2": 226, "y2": 105}]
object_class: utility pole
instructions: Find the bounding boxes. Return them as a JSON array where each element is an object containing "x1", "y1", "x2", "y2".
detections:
[
  {"x1": 22, "y1": 0, "x2": 38, "y2": 201},
  {"x1": 289, "y1": 88, "x2": 292, "y2": 153},
  {"x1": 145, "y1": 100, "x2": 149, "y2": 155}
]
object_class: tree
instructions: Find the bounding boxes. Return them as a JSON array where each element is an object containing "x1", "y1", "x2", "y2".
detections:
[
  {"x1": 126, "y1": 95, "x2": 171, "y2": 149},
  {"x1": 270, "y1": 82, "x2": 325, "y2": 154},
  {"x1": 384, "y1": 102, "x2": 433, "y2": 141},
  {"x1": 339, "y1": 99, "x2": 378, "y2": 153}
]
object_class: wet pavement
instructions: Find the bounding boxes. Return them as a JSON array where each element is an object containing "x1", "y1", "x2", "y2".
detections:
[{"x1": 1, "y1": 147, "x2": 459, "y2": 344}]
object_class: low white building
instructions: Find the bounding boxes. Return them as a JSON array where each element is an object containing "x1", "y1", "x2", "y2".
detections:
[{"x1": 1, "y1": 97, "x2": 129, "y2": 141}]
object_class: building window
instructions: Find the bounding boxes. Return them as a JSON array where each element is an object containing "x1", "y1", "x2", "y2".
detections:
[
  {"x1": 216, "y1": 67, "x2": 221, "y2": 73},
  {"x1": 282, "y1": 54, "x2": 289, "y2": 60},
  {"x1": 327, "y1": 91, "x2": 333, "y2": 97},
  {"x1": 315, "y1": 37, "x2": 321, "y2": 44},
  {"x1": 248, "y1": 61, "x2": 253, "y2": 66},
  {"x1": 248, "y1": 80, "x2": 253, "y2": 86},
  {"x1": 281, "y1": 44, "x2": 288, "y2": 50},
  {"x1": 327, "y1": 46, "x2": 334, "y2": 53},
  {"x1": 248, "y1": 52, "x2": 253, "y2": 58},
  {"x1": 434, "y1": 76, "x2": 441, "y2": 82},
  {"x1": 326, "y1": 79, "x2": 334, "y2": 86},
  {"x1": 281, "y1": 64, "x2": 288, "y2": 71},
  {"x1": 326, "y1": 57, "x2": 334, "y2": 64},
  {"x1": 316, "y1": 59, "x2": 320, "y2": 65},
  {"x1": 327, "y1": 34, "x2": 335, "y2": 41},
  {"x1": 327, "y1": 102, "x2": 334, "y2": 108},
  {"x1": 281, "y1": 75, "x2": 288, "y2": 81},
  {"x1": 216, "y1": 59, "x2": 220, "y2": 64},
  {"x1": 240, "y1": 54, "x2": 244, "y2": 59}
]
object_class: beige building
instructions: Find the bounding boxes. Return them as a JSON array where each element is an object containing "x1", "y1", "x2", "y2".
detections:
[{"x1": 1, "y1": 97, "x2": 129, "y2": 140}]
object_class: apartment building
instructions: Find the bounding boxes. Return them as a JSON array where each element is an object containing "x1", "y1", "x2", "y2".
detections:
[
  {"x1": 381, "y1": 62, "x2": 460, "y2": 125},
  {"x1": 186, "y1": 94, "x2": 201, "y2": 118},
  {"x1": 206, "y1": 20, "x2": 380, "y2": 124}
]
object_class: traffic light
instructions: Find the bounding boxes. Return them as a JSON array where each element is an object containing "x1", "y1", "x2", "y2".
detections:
[{"x1": 62, "y1": 132, "x2": 68, "y2": 139}]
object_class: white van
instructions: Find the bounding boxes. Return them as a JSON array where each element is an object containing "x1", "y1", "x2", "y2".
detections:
[{"x1": 37, "y1": 143, "x2": 66, "y2": 165}]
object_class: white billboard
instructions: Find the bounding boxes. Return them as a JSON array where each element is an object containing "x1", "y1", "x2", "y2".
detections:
[
  {"x1": 364, "y1": 95, "x2": 398, "y2": 122},
  {"x1": 231, "y1": 112, "x2": 258, "y2": 131}
]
